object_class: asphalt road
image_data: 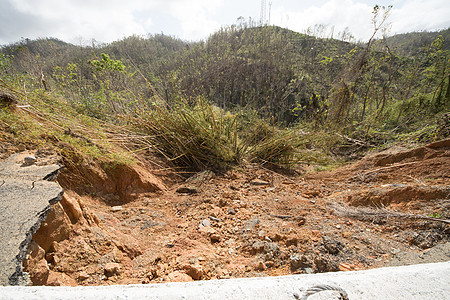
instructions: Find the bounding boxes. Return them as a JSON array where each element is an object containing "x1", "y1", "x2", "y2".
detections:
[{"x1": 0, "y1": 152, "x2": 63, "y2": 285}]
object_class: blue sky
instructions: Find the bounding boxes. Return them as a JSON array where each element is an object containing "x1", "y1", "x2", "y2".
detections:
[{"x1": 0, "y1": 0, "x2": 449, "y2": 45}]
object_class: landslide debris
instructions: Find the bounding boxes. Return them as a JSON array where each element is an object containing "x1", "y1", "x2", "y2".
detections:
[{"x1": 20, "y1": 139, "x2": 449, "y2": 285}]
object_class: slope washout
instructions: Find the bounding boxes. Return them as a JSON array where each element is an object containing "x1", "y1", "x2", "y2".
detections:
[{"x1": 20, "y1": 139, "x2": 450, "y2": 286}]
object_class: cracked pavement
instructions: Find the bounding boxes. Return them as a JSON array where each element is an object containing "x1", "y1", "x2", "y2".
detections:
[{"x1": 0, "y1": 152, "x2": 63, "y2": 285}]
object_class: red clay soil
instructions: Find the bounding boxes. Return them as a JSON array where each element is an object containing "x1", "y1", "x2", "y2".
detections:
[{"x1": 22, "y1": 139, "x2": 450, "y2": 286}]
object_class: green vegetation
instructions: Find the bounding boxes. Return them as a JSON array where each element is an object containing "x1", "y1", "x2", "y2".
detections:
[
  {"x1": 1, "y1": 9, "x2": 449, "y2": 174},
  {"x1": 429, "y1": 212, "x2": 443, "y2": 219},
  {"x1": 135, "y1": 97, "x2": 241, "y2": 171},
  {"x1": 0, "y1": 77, "x2": 134, "y2": 167}
]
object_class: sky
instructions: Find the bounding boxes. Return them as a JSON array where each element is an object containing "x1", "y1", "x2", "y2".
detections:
[{"x1": 0, "y1": 0, "x2": 449, "y2": 45}]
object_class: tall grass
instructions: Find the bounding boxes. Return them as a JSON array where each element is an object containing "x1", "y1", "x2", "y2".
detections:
[
  {"x1": 134, "y1": 98, "x2": 321, "y2": 172},
  {"x1": 135, "y1": 97, "x2": 241, "y2": 172},
  {"x1": 245, "y1": 124, "x2": 308, "y2": 169}
]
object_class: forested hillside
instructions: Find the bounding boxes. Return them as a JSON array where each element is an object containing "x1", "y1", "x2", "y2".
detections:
[{"x1": 1, "y1": 22, "x2": 449, "y2": 171}]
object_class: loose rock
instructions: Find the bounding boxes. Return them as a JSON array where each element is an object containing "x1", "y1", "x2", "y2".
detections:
[
  {"x1": 111, "y1": 206, "x2": 123, "y2": 212},
  {"x1": 199, "y1": 226, "x2": 216, "y2": 235},
  {"x1": 242, "y1": 218, "x2": 260, "y2": 232},
  {"x1": 210, "y1": 234, "x2": 221, "y2": 243},
  {"x1": 209, "y1": 216, "x2": 222, "y2": 222},
  {"x1": 23, "y1": 155, "x2": 37, "y2": 166},
  {"x1": 176, "y1": 186, "x2": 198, "y2": 194},
  {"x1": 182, "y1": 264, "x2": 203, "y2": 280},
  {"x1": 200, "y1": 219, "x2": 211, "y2": 227},
  {"x1": 46, "y1": 271, "x2": 77, "y2": 286},
  {"x1": 322, "y1": 237, "x2": 344, "y2": 255},
  {"x1": 254, "y1": 261, "x2": 266, "y2": 271},
  {"x1": 228, "y1": 207, "x2": 236, "y2": 215},
  {"x1": 250, "y1": 180, "x2": 270, "y2": 186},
  {"x1": 104, "y1": 263, "x2": 121, "y2": 277},
  {"x1": 250, "y1": 240, "x2": 279, "y2": 256},
  {"x1": 78, "y1": 271, "x2": 90, "y2": 281},
  {"x1": 165, "y1": 271, "x2": 193, "y2": 282},
  {"x1": 290, "y1": 254, "x2": 311, "y2": 271}
]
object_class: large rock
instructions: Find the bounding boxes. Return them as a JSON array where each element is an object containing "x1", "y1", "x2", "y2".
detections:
[
  {"x1": 164, "y1": 271, "x2": 193, "y2": 282},
  {"x1": 46, "y1": 271, "x2": 77, "y2": 286},
  {"x1": 32, "y1": 202, "x2": 71, "y2": 253},
  {"x1": 60, "y1": 193, "x2": 83, "y2": 224},
  {"x1": 104, "y1": 263, "x2": 122, "y2": 277}
]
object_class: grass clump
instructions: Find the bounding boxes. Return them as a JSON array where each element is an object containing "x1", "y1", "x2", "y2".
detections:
[
  {"x1": 246, "y1": 128, "x2": 307, "y2": 169},
  {"x1": 134, "y1": 98, "x2": 335, "y2": 173},
  {"x1": 135, "y1": 97, "x2": 241, "y2": 172}
]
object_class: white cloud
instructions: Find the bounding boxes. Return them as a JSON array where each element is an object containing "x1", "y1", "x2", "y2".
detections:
[
  {"x1": 168, "y1": 0, "x2": 224, "y2": 41},
  {"x1": 6, "y1": 0, "x2": 159, "y2": 43},
  {"x1": 271, "y1": 0, "x2": 450, "y2": 41},
  {"x1": 0, "y1": 0, "x2": 448, "y2": 45},
  {"x1": 2, "y1": 0, "x2": 225, "y2": 43},
  {"x1": 9, "y1": 0, "x2": 157, "y2": 17},
  {"x1": 272, "y1": 0, "x2": 375, "y2": 41},
  {"x1": 390, "y1": 0, "x2": 450, "y2": 34}
]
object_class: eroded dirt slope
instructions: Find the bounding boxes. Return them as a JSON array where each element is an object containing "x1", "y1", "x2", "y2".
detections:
[{"x1": 23, "y1": 140, "x2": 450, "y2": 285}]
